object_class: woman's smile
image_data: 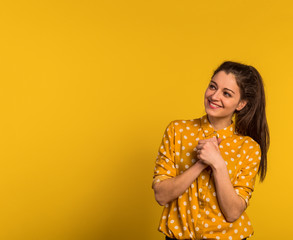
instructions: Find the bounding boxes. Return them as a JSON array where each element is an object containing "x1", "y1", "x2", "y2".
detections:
[{"x1": 208, "y1": 100, "x2": 223, "y2": 109}]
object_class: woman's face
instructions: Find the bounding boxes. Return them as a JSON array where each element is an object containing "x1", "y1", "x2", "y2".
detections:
[{"x1": 204, "y1": 71, "x2": 247, "y2": 125}]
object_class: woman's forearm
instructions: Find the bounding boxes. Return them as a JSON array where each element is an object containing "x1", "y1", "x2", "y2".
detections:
[
  {"x1": 153, "y1": 161, "x2": 207, "y2": 206},
  {"x1": 212, "y1": 162, "x2": 246, "y2": 222}
]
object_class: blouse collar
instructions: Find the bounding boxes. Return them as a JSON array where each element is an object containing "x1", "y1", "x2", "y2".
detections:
[{"x1": 199, "y1": 115, "x2": 236, "y2": 140}]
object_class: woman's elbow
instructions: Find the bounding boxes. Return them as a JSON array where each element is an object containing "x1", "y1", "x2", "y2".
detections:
[
  {"x1": 153, "y1": 183, "x2": 168, "y2": 206},
  {"x1": 224, "y1": 209, "x2": 244, "y2": 223},
  {"x1": 225, "y1": 215, "x2": 239, "y2": 223},
  {"x1": 155, "y1": 193, "x2": 167, "y2": 206}
]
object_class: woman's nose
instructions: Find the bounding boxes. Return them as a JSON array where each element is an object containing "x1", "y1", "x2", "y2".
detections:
[{"x1": 210, "y1": 90, "x2": 220, "y2": 100}]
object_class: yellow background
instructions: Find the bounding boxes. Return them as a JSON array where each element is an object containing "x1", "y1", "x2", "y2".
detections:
[{"x1": 0, "y1": 0, "x2": 292, "y2": 239}]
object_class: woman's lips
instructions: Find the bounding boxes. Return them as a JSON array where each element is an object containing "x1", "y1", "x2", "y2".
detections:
[{"x1": 208, "y1": 100, "x2": 222, "y2": 109}]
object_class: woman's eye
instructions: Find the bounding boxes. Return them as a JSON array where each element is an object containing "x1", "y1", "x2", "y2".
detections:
[
  {"x1": 224, "y1": 92, "x2": 231, "y2": 97},
  {"x1": 209, "y1": 84, "x2": 216, "y2": 89}
]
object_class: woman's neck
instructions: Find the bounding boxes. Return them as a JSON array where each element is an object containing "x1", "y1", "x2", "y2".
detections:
[{"x1": 207, "y1": 115, "x2": 233, "y2": 131}]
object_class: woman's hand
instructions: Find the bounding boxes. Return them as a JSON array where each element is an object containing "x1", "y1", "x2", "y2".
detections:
[{"x1": 196, "y1": 136, "x2": 224, "y2": 170}]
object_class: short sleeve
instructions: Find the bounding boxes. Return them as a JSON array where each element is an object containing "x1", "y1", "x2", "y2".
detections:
[
  {"x1": 152, "y1": 121, "x2": 176, "y2": 187},
  {"x1": 233, "y1": 140, "x2": 261, "y2": 206}
]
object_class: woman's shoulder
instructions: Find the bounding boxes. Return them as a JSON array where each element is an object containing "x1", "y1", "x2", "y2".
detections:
[{"x1": 234, "y1": 134, "x2": 261, "y2": 152}]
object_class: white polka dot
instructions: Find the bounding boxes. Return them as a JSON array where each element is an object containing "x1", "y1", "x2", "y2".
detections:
[
  {"x1": 175, "y1": 226, "x2": 179, "y2": 229},
  {"x1": 197, "y1": 214, "x2": 201, "y2": 218},
  {"x1": 178, "y1": 140, "x2": 181, "y2": 144},
  {"x1": 188, "y1": 142, "x2": 192, "y2": 146},
  {"x1": 167, "y1": 170, "x2": 171, "y2": 174},
  {"x1": 212, "y1": 218, "x2": 216, "y2": 222},
  {"x1": 173, "y1": 207, "x2": 177, "y2": 211},
  {"x1": 216, "y1": 236, "x2": 220, "y2": 240},
  {"x1": 217, "y1": 225, "x2": 221, "y2": 229},
  {"x1": 185, "y1": 165, "x2": 189, "y2": 169},
  {"x1": 191, "y1": 132, "x2": 194, "y2": 136},
  {"x1": 204, "y1": 223, "x2": 209, "y2": 228},
  {"x1": 170, "y1": 220, "x2": 174, "y2": 223},
  {"x1": 179, "y1": 129, "x2": 183, "y2": 132},
  {"x1": 229, "y1": 223, "x2": 233, "y2": 227},
  {"x1": 193, "y1": 205, "x2": 196, "y2": 209},
  {"x1": 244, "y1": 228, "x2": 247, "y2": 232},
  {"x1": 180, "y1": 158, "x2": 184, "y2": 162},
  {"x1": 248, "y1": 221, "x2": 251, "y2": 225},
  {"x1": 187, "y1": 209, "x2": 190, "y2": 214},
  {"x1": 212, "y1": 205, "x2": 216, "y2": 209},
  {"x1": 237, "y1": 154, "x2": 241, "y2": 158},
  {"x1": 228, "y1": 236, "x2": 232, "y2": 240},
  {"x1": 199, "y1": 188, "x2": 203, "y2": 192},
  {"x1": 175, "y1": 122, "x2": 179, "y2": 125},
  {"x1": 195, "y1": 227, "x2": 199, "y2": 231},
  {"x1": 240, "y1": 235, "x2": 244, "y2": 239},
  {"x1": 226, "y1": 143, "x2": 230, "y2": 146},
  {"x1": 182, "y1": 120, "x2": 186, "y2": 123},
  {"x1": 206, "y1": 198, "x2": 210, "y2": 202},
  {"x1": 213, "y1": 192, "x2": 216, "y2": 196},
  {"x1": 184, "y1": 135, "x2": 188, "y2": 139},
  {"x1": 222, "y1": 230, "x2": 226, "y2": 234},
  {"x1": 183, "y1": 201, "x2": 187, "y2": 206},
  {"x1": 182, "y1": 146, "x2": 185, "y2": 150},
  {"x1": 186, "y1": 152, "x2": 190, "y2": 156},
  {"x1": 234, "y1": 229, "x2": 238, "y2": 233},
  {"x1": 218, "y1": 212, "x2": 221, "y2": 217},
  {"x1": 176, "y1": 152, "x2": 179, "y2": 156}
]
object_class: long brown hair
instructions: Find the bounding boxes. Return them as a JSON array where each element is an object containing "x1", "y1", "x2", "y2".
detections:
[{"x1": 212, "y1": 61, "x2": 270, "y2": 182}]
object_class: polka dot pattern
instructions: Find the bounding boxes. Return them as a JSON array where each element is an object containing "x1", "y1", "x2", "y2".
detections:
[{"x1": 153, "y1": 115, "x2": 260, "y2": 239}]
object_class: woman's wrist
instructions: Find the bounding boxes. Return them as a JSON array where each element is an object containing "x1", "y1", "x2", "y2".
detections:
[{"x1": 210, "y1": 157, "x2": 226, "y2": 173}]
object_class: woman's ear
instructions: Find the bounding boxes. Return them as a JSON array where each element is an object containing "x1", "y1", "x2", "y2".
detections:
[{"x1": 236, "y1": 100, "x2": 247, "y2": 111}]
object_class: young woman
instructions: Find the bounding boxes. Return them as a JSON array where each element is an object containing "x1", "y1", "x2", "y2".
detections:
[{"x1": 152, "y1": 61, "x2": 269, "y2": 240}]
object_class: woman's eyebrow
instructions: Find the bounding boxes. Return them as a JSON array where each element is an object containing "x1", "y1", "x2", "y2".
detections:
[
  {"x1": 224, "y1": 88, "x2": 235, "y2": 94},
  {"x1": 210, "y1": 80, "x2": 217, "y2": 86}
]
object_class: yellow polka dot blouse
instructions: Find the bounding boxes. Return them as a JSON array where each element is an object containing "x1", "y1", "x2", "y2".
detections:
[{"x1": 153, "y1": 115, "x2": 261, "y2": 240}]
